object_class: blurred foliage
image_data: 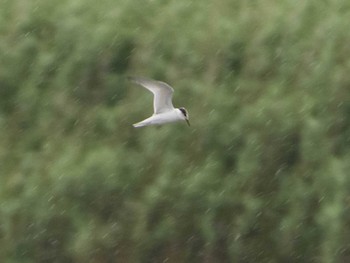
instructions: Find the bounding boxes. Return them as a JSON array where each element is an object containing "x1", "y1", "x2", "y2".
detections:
[{"x1": 1, "y1": 0, "x2": 350, "y2": 262}]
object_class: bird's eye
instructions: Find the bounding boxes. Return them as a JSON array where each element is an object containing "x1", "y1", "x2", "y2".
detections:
[{"x1": 179, "y1": 108, "x2": 187, "y2": 117}]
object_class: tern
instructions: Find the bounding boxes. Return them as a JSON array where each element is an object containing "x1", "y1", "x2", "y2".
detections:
[{"x1": 128, "y1": 77, "x2": 190, "y2": 128}]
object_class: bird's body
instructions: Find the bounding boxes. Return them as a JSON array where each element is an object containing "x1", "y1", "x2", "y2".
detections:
[
  {"x1": 133, "y1": 108, "x2": 185, "y2": 128},
  {"x1": 128, "y1": 77, "x2": 190, "y2": 128}
]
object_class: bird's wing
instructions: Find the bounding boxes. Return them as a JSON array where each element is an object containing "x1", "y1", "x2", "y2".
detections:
[{"x1": 128, "y1": 77, "x2": 174, "y2": 114}]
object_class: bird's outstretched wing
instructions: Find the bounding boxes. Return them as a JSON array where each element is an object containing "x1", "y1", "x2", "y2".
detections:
[{"x1": 128, "y1": 77, "x2": 174, "y2": 114}]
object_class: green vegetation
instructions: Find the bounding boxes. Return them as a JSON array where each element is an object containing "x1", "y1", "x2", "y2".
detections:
[{"x1": 1, "y1": 0, "x2": 350, "y2": 262}]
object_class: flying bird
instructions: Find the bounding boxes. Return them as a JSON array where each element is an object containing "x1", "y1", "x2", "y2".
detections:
[{"x1": 128, "y1": 77, "x2": 190, "y2": 128}]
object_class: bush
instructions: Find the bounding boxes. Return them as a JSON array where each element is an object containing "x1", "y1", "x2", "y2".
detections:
[{"x1": 1, "y1": 0, "x2": 350, "y2": 262}]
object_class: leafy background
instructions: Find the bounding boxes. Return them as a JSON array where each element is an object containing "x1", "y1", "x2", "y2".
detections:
[{"x1": 1, "y1": 0, "x2": 350, "y2": 262}]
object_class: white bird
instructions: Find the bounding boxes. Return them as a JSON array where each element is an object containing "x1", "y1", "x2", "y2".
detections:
[{"x1": 128, "y1": 77, "x2": 190, "y2": 128}]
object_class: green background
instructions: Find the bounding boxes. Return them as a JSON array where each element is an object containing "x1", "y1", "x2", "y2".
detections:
[{"x1": 1, "y1": 0, "x2": 350, "y2": 262}]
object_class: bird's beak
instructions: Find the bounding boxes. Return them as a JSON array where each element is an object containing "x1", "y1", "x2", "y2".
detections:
[{"x1": 186, "y1": 119, "x2": 190, "y2": 127}]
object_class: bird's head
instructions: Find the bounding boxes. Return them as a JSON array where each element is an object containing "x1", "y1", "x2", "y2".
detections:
[{"x1": 178, "y1": 107, "x2": 190, "y2": 126}]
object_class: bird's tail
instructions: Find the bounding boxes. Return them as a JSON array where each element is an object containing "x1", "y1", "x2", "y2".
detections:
[{"x1": 132, "y1": 121, "x2": 147, "y2": 128}]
